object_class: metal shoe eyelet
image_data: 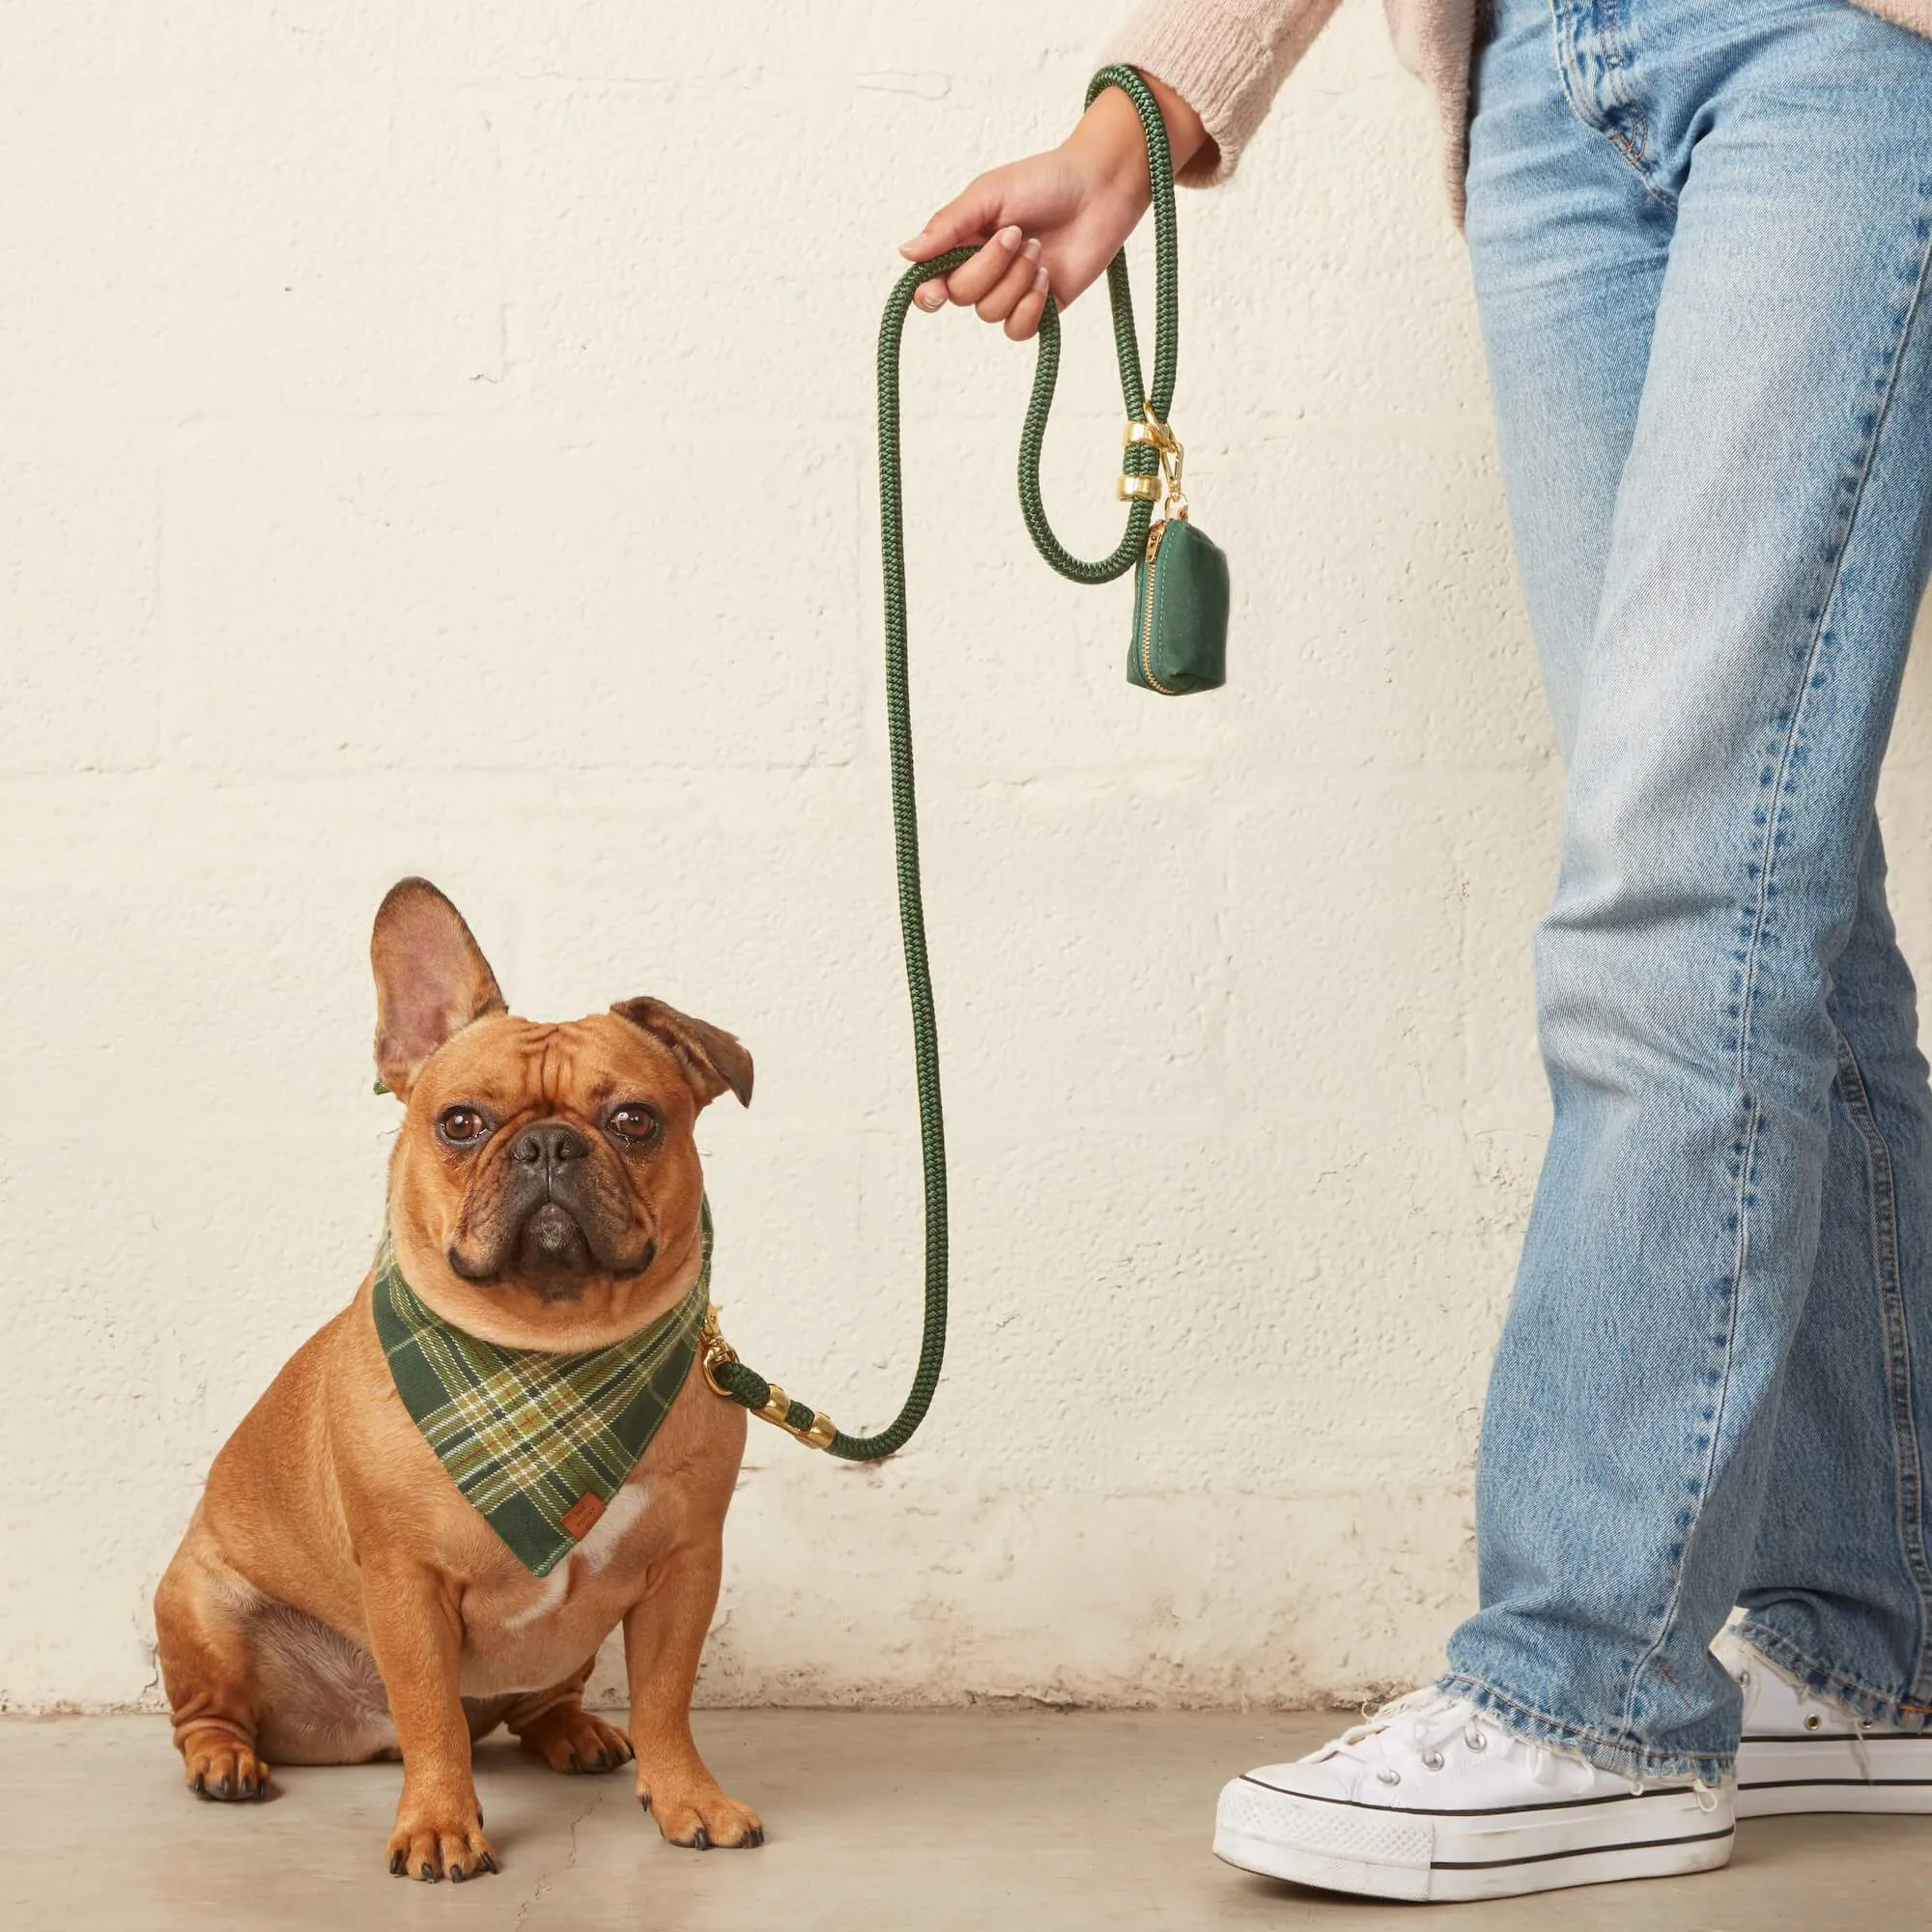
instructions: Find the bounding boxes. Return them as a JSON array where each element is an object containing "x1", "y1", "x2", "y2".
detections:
[
  {"x1": 1422, "y1": 1749, "x2": 1445, "y2": 1770},
  {"x1": 1804, "y1": 1713, "x2": 1822, "y2": 1732},
  {"x1": 1738, "y1": 1669, "x2": 1751, "y2": 1691},
  {"x1": 1377, "y1": 1768, "x2": 1402, "y2": 1786},
  {"x1": 1464, "y1": 1728, "x2": 1487, "y2": 1752}
]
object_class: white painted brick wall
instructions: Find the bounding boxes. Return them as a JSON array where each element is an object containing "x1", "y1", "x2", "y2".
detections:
[{"x1": 7, "y1": 0, "x2": 1930, "y2": 1715}]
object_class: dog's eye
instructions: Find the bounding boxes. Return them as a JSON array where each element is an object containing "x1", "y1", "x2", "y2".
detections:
[
  {"x1": 608, "y1": 1104, "x2": 662, "y2": 1147},
  {"x1": 438, "y1": 1107, "x2": 490, "y2": 1147}
]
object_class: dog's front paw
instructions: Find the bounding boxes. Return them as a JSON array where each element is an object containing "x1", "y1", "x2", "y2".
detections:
[
  {"x1": 516, "y1": 1705, "x2": 635, "y2": 1775},
  {"x1": 639, "y1": 1775, "x2": 764, "y2": 1850},
  {"x1": 386, "y1": 1804, "x2": 497, "y2": 1883},
  {"x1": 181, "y1": 1728, "x2": 270, "y2": 1802}
]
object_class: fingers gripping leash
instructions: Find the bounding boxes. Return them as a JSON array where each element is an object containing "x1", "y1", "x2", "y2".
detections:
[{"x1": 703, "y1": 66, "x2": 1203, "y2": 1461}]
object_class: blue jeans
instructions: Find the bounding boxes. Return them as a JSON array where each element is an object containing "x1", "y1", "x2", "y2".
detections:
[{"x1": 1449, "y1": 0, "x2": 1932, "y2": 1781}]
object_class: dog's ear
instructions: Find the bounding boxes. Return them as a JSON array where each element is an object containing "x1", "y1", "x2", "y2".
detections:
[
  {"x1": 370, "y1": 879, "x2": 507, "y2": 1101},
  {"x1": 611, "y1": 997, "x2": 753, "y2": 1110}
]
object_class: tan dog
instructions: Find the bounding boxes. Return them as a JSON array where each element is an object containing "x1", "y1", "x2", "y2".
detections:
[{"x1": 154, "y1": 878, "x2": 760, "y2": 1880}]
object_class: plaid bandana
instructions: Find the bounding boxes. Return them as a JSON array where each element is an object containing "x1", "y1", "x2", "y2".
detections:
[{"x1": 371, "y1": 1206, "x2": 711, "y2": 1577}]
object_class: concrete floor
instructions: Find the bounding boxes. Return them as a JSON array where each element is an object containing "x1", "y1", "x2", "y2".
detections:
[{"x1": 3, "y1": 1710, "x2": 1929, "y2": 1930}]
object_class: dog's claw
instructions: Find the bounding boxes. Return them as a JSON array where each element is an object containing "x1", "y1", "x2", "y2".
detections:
[
  {"x1": 568, "y1": 1751, "x2": 583, "y2": 1774},
  {"x1": 745, "y1": 1825, "x2": 765, "y2": 1847},
  {"x1": 421, "y1": 1861, "x2": 436, "y2": 1883},
  {"x1": 449, "y1": 1864, "x2": 466, "y2": 1883},
  {"x1": 191, "y1": 1773, "x2": 205, "y2": 1795},
  {"x1": 480, "y1": 1852, "x2": 499, "y2": 1875},
  {"x1": 215, "y1": 1775, "x2": 232, "y2": 1799},
  {"x1": 389, "y1": 1851, "x2": 406, "y2": 1876}
]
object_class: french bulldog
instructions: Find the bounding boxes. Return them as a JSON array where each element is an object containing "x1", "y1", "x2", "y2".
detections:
[{"x1": 154, "y1": 877, "x2": 761, "y2": 1879}]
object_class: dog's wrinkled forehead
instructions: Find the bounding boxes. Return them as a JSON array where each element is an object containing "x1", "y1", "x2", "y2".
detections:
[{"x1": 413, "y1": 1013, "x2": 697, "y2": 1120}]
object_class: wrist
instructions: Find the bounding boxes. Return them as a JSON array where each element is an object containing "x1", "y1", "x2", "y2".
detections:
[
  {"x1": 1138, "y1": 69, "x2": 1211, "y2": 175},
  {"x1": 1064, "y1": 71, "x2": 1210, "y2": 186}
]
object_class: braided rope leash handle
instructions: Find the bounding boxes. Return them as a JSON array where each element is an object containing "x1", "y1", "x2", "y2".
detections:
[
  {"x1": 706, "y1": 66, "x2": 1179, "y2": 1460},
  {"x1": 1023, "y1": 66, "x2": 1179, "y2": 582}
]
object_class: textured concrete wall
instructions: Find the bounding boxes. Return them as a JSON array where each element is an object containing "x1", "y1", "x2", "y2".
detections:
[{"x1": 9, "y1": 2, "x2": 1928, "y2": 1715}]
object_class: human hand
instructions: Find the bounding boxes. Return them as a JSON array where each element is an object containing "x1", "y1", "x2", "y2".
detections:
[{"x1": 898, "y1": 74, "x2": 1209, "y2": 342}]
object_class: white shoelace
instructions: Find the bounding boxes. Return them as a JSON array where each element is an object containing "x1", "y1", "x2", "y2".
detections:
[
  {"x1": 1317, "y1": 1688, "x2": 1720, "y2": 1809},
  {"x1": 1319, "y1": 1690, "x2": 1562, "y2": 1786}
]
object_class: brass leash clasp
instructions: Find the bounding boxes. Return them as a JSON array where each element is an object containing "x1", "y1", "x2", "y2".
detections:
[
  {"x1": 699, "y1": 1306, "x2": 837, "y2": 1451},
  {"x1": 699, "y1": 1304, "x2": 739, "y2": 1396},
  {"x1": 1118, "y1": 405, "x2": 1185, "y2": 514}
]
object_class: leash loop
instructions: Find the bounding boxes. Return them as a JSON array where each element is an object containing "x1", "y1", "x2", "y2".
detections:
[{"x1": 706, "y1": 65, "x2": 1181, "y2": 1459}]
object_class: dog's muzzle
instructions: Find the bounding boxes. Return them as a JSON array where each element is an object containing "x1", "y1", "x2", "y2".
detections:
[{"x1": 446, "y1": 1119, "x2": 656, "y2": 1290}]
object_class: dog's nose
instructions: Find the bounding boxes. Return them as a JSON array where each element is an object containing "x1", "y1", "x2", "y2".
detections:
[{"x1": 509, "y1": 1121, "x2": 589, "y2": 1170}]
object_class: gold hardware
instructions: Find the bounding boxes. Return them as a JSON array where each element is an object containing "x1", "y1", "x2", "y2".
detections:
[
  {"x1": 758, "y1": 1380, "x2": 837, "y2": 1450},
  {"x1": 1120, "y1": 405, "x2": 1187, "y2": 511},
  {"x1": 699, "y1": 1305, "x2": 739, "y2": 1397},
  {"x1": 699, "y1": 1307, "x2": 836, "y2": 1449},
  {"x1": 1142, "y1": 404, "x2": 1185, "y2": 502}
]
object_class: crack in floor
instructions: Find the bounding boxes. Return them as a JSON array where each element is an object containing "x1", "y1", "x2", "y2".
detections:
[{"x1": 510, "y1": 1779, "x2": 616, "y2": 1929}]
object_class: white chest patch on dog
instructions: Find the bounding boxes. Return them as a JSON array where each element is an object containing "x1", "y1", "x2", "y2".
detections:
[{"x1": 498, "y1": 1479, "x2": 652, "y2": 1633}]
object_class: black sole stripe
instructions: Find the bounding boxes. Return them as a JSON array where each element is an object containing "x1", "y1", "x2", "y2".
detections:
[
  {"x1": 1746, "y1": 1733, "x2": 1932, "y2": 1745},
  {"x1": 1431, "y1": 1826, "x2": 1735, "y2": 1873},
  {"x1": 1238, "y1": 1776, "x2": 1704, "y2": 1819},
  {"x1": 1741, "y1": 1776, "x2": 1932, "y2": 1790}
]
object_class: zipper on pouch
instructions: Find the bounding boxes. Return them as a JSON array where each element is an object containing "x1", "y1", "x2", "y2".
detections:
[{"x1": 1139, "y1": 518, "x2": 1179, "y2": 695}]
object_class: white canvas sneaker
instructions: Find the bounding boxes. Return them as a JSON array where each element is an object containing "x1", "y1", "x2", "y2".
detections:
[
  {"x1": 1212, "y1": 1690, "x2": 1733, "y2": 1903},
  {"x1": 1717, "y1": 1628, "x2": 1932, "y2": 1817}
]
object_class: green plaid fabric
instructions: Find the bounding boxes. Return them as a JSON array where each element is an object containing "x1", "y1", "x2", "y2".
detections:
[{"x1": 371, "y1": 1207, "x2": 711, "y2": 1577}]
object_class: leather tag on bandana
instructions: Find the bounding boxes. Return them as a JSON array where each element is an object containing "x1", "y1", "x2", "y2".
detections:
[{"x1": 560, "y1": 1492, "x2": 606, "y2": 1541}]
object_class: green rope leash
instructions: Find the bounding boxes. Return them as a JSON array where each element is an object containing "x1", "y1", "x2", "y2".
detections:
[{"x1": 701, "y1": 66, "x2": 1181, "y2": 1460}]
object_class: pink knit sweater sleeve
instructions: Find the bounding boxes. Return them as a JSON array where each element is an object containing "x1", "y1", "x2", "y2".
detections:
[{"x1": 1102, "y1": 0, "x2": 1349, "y2": 185}]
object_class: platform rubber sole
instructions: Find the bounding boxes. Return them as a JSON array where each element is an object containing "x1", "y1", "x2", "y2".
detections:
[
  {"x1": 1212, "y1": 1776, "x2": 1735, "y2": 1903},
  {"x1": 1737, "y1": 1734, "x2": 1932, "y2": 1818}
]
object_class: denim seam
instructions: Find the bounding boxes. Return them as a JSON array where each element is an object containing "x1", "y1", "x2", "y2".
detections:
[
  {"x1": 1438, "y1": 1671, "x2": 1732, "y2": 1783},
  {"x1": 1598, "y1": 0, "x2": 1655, "y2": 187},
  {"x1": 1834, "y1": 1028, "x2": 1932, "y2": 1700},
  {"x1": 1735, "y1": 1614, "x2": 1932, "y2": 1729},
  {"x1": 1548, "y1": 0, "x2": 1676, "y2": 213},
  {"x1": 1615, "y1": 187, "x2": 1932, "y2": 1755}
]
